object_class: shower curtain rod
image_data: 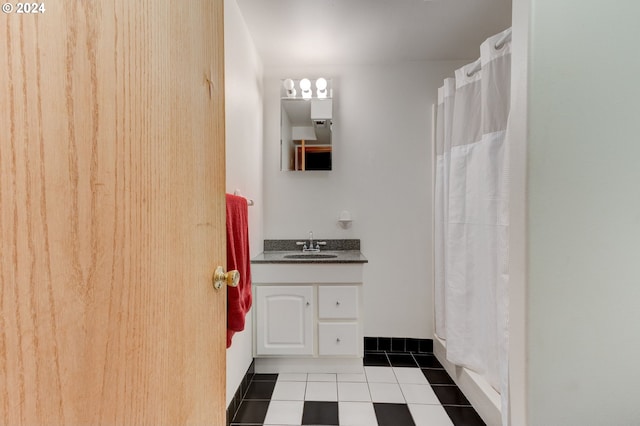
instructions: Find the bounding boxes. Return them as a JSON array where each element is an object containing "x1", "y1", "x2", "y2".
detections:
[{"x1": 466, "y1": 29, "x2": 512, "y2": 77}]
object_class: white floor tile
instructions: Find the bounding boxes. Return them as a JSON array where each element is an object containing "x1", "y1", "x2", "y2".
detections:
[
  {"x1": 393, "y1": 367, "x2": 429, "y2": 384},
  {"x1": 337, "y1": 372, "x2": 367, "y2": 383},
  {"x1": 408, "y1": 404, "x2": 454, "y2": 426},
  {"x1": 307, "y1": 373, "x2": 336, "y2": 382},
  {"x1": 278, "y1": 373, "x2": 307, "y2": 382},
  {"x1": 338, "y1": 402, "x2": 379, "y2": 426},
  {"x1": 271, "y1": 381, "x2": 307, "y2": 401},
  {"x1": 263, "y1": 400, "x2": 304, "y2": 425},
  {"x1": 364, "y1": 367, "x2": 397, "y2": 383},
  {"x1": 305, "y1": 381, "x2": 338, "y2": 401},
  {"x1": 337, "y1": 382, "x2": 371, "y2": 402},
  {"x1": 368, "y1": 382, "x2": 405, "y2": 403},
  {"x1": 399, "y1": 383, "x2": 440, "y2": 405}
]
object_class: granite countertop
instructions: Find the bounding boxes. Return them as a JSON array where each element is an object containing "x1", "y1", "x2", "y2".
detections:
[{"x1": 251, "y1": 239, "x2": 368, "y2": 264}]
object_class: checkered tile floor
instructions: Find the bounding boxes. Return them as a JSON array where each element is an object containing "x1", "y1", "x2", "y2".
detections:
[{"x1": 230, "y1": 351, "x2": 485, "y2": 426}]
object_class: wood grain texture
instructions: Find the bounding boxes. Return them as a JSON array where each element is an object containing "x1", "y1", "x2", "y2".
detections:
[{"x1": 0, "y1": 0, "x2": 226, "y2": 424}]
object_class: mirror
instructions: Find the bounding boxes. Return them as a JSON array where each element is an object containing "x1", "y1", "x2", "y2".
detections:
[{"x1": 280, "y1": 78, "x2": 333, "y2": 171}]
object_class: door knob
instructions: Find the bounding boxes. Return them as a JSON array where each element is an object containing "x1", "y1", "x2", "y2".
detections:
[{"x1": 213, "y1": 266, "x2": 240, "y2": 290}]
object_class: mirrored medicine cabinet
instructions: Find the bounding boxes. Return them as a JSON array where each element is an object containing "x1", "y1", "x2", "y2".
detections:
[{"x1": 280, "y1": 78, "x2": 333, "y2": 171}]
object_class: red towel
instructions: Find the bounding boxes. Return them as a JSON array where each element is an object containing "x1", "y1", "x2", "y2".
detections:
[{"x1": 226, "y1": 194, "x2": 252, "y2": 348}]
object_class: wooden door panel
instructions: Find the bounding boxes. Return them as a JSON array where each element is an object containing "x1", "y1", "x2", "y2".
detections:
[{"x1": 0, "y1": 1, "x2": 226, "y2": 424}]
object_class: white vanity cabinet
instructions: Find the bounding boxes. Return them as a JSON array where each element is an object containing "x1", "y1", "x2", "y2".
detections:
[{"x1": 251, "y1": 263, "x2": 365, "y2": 373}]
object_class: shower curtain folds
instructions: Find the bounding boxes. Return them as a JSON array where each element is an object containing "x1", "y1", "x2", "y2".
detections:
[{"x1": 433, "y1": 27, "x2": 512, "y2": 426}]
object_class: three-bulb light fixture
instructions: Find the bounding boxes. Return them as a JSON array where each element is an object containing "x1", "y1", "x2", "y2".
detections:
[{"x1": 283, "y1": 77, "x2": 329, "y2": 99}]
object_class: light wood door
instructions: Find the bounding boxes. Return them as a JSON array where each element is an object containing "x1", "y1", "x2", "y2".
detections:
[{"x1": 0, "y1": 1, "x2": 227, "y2": 424}]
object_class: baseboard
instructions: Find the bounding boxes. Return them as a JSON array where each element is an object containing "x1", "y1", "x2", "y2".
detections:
[
  {"x1": 433, "y1": 335, "x2": 501, "y2": 426},
  {"x1": 226, "y1": 359, "x2": 255, "y2": 426},
  {"x1": 364, "y1": 336, "x2": 434, "y2": 353}
]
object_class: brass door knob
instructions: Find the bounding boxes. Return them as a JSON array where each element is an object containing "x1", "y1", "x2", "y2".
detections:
[{"x1": 213, "y1": 266, "x2": 240, "y2": 290}]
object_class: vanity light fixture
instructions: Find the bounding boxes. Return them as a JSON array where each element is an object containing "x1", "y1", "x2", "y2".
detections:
[
  {"x1": 316, "y1": 77, "x2": 328, "y2": 99},
  {"x1": 283, "y1": 78, "x2": 296, "y2": 98},
  {"x1": 300, "y1": 78, "x2": 312, "y2": 99}
]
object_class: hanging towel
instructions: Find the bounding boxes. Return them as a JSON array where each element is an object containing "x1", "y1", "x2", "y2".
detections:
[{"x1": 226, "y1": 193, "x2": 252, "y2": 348}]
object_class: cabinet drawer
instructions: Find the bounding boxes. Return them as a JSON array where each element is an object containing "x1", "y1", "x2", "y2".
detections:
[
  {"x1": 318, "y1": 323, "x2": 359, "y2": 356},
  {"x1": 318, "y1": 286, "x2": 358, "y2": 319}
]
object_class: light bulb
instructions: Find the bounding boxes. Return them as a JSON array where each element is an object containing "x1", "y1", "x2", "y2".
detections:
[
  {"x1": 283, "y1": 78, "x2": 296, "y2": 97},
  {"x1": 316, "y1": 78, "x2": 327, "y2": 91},
  {"x1": 316, "y1": 78, "x2": 328, "y2": 99},
  {"x1": 300, "y1": 78, "x2": 311, "y2": 91},
  {"x1": 300, "y1": 78, "x2": 312, "y2": 99}
]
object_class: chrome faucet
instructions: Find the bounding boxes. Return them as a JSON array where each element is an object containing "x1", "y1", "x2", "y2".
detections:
[{"x1": 296, "y1": 231, "x2": 327, "y2": 252}]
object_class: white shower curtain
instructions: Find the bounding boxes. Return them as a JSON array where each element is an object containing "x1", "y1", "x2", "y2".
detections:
[{"x1": 434, "y1": 28, "x2": 511, "y2": 425}]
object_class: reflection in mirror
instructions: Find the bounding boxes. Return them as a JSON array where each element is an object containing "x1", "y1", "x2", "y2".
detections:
[{"x1": 280, "y1": 78, "x2": 333, "y2": 171}]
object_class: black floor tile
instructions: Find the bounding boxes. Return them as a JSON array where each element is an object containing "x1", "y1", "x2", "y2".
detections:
[
  {"x1": 231, "y1": 400, "x2": 269, "y2": 424},
  {"x1": 243, "y1": 380, "x2": 276, "y2": 400},
  {"x1": 364, "y1": 351, "x2": 390, "y2": 366},
  {"x1": 252, "y1": 373, "x2": 278, "y2": 382},
  {"x1": 444, "y1": 405, "x2": 486, "y2": 426},
  {"x1": 413, "y1": 353, "x2": 444, "y2": 369},
  {"x1": 387, "y1": 353, "x2": 418, "y2": 367},
  {"x1": 302, "y1": 401, "x2": 339, "y2": 425},
  {"x1": 423, "y1": 368, "x2": 456, "y2": 385},
  {"x1": 432, "y1": 385, "x2": 471, "y2": 406},
  {"x1": 373, "y1": 403, "x2": 416, "y2": 426}
]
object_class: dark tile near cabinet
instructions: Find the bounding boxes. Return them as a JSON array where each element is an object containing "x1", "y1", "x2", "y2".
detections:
[
  {"x1": 231, "y1": 400, "x2": 270, "y2": 424},
  {"x1": 243, "y1": 380, "x2": 276, "y2": 400},
  {"x1": 413, "y1": 353, "x2": 444, "y2": 369},
  {"x1": 302, "y1": 401, "x2": 339, "y2": 425},
  {"x1": 444, "y1": 405, "x2": 487, "y2": 425},
  {"x1": 378, "y1": 337, "x2": 391, "y2": 351},
  {"x1": 432, "y1": 385, "x2": 472, "y2": 406},
  {"x1": 388, "y1": 353, "x2": 418, "y2": 368},
  {"x1": 373, "y1": 403, "x2": 416, "y2": 426},
  {"x1": 423, "y1": 368, "x2": 456, "y2": 385},
  {"x1": 252, "y1": 373, "x2": 278, "y2": 382},
  {"x1": 364, "y1": 351, "x2": 390, "y2": 366},
  {"x1": 364, "y1": 337, "x2": 378, "y2": 351}
]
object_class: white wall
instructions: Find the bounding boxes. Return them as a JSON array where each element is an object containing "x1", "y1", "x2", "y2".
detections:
[
  {"x1": 263, "y1": 61, "x2": 468, "y2": 339},
  {"x1": 224, "y1": 0, "x2": 264, "y2": 407},
  {"x1": 522, "y1": 1, "x2": 640, "y2": 424}
]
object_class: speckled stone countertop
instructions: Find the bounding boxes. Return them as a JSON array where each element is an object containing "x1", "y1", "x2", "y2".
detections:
[{"x1": 251, "y1": 239, "x2": 368, "y2": 264}]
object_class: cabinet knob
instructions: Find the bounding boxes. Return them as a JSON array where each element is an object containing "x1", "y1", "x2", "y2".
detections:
[
  {"x1": 213, "y1": 266, "x2": 240, "y2": 290},
  {"x1": 306, "y1": 301, "x2": 310, "y2": 306},
  {"x1": 336, "y1": 338, "x2": 341, "y2": 343},
  {"x1": 336, "y1": 301, "x2": 341, "y2": 306}
]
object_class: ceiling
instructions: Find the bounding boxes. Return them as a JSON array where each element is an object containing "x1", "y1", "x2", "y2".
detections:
[{"x1": 234, "y1": 0, "x2": 512, "y2": 67}]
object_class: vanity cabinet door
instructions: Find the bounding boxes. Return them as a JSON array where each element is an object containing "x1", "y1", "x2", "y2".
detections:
[{"x1": 255, "y1": 286, "x2": 314, "y2": 356}]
